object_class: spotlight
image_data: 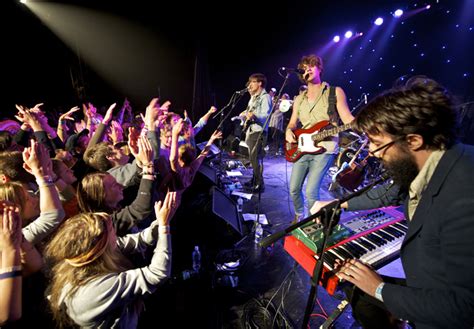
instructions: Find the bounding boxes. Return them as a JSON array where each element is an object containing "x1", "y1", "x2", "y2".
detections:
[
  {"x1": 344, "y1": 30, "x2": 353, "y2": 39},
  {"x1": 333, "y1": 35, "x2": 340, "y2": 43},
  {"x1": 393, "y1": 9, "x2": 404, "y2": 17},
  {"x1": 374, "y1": 17, "x2": 384, "y2": 26},
  {"x1": 426, "y1": 5, "x2": 431, "y2": 9}
]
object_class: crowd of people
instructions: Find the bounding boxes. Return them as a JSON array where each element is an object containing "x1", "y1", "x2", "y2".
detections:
[
  {"x1": 1, "y1": 52, "x2": 473, "y2": 328},
  {"x1": 0, "y1": 97, "x2": 222, "y2": 327}
]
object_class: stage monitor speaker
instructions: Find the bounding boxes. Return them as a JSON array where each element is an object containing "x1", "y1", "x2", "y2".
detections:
[
  {"x1": 197, "y1": 163, "x2": 218, "y2": 185},
  {"x1": 196, "y1": 141, "x2": 221, "y2": 157},
  {"x1": 211, "y1": 186, "x2": 243, "y2": 237}
]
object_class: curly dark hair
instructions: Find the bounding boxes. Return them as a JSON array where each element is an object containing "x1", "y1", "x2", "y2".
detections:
[{"x1": 355, "y1": 76, "x2": 459, "y2": 150}]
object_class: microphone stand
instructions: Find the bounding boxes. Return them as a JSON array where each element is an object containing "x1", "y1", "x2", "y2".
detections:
[
  {"x1": 351, "y1": 93, "x2": 367, "y2": 114},
  {"x1": 213, "y1": 91, "x2": 245, "y2": 169},
  {"x1": 258, "y1": 174, "x2": 390, "y2": 329},
  {"x1": 251, "y1": 72, "x2": 292, "y2": 234}
]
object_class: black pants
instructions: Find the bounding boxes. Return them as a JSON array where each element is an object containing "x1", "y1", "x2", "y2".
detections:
[{"x1": 245, "y1": 130, "x2": 266, "y2": 186}]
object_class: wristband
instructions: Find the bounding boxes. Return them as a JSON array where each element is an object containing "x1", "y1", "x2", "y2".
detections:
[
  {"x1": 374, "y1": 282, "x2": 385, "y2": 302},
  {"x1": 36, "y1": 175, "x2": 55, "y2": 187},
  {"x1": 0, "y1": 270, "x2": 22, "y2": 280},
  {"x1": 142, "y1": 174, "x2": 155, "y2": 180},
  {"x1": 159, "y1": 225, "x2": 170, "y2": 235},
  {"x1": 0, "y1": 265, "x2": 22, "y2": 274}
]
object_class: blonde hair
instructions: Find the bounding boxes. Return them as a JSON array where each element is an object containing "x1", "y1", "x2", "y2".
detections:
[
  {"x1": 45, "y1": 212, "x2": 132, "y2": 327},
  {"x1": 178, "y1": 144, "x2": 196, "y2": 166},
  {"x1": 77, "y1": 172, "x2": 110, "y2": 212},
  {"x1": 0, "y1": 181, "x2": 27, "y2": 207},
  {"x1": 0, "y1": 182, "x2": 28, "y2": 222}
]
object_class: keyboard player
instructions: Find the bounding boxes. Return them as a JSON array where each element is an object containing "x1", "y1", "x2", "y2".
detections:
[{"x1": 310, "y1": 77, "x2": 474, "y2": 329}]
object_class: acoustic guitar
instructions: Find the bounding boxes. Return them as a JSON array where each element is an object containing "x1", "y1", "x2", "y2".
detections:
[
  {"x1": 285, "y1": 120, "x2": 353, "y2": 162},
  {"x1": 334, "y1": 139, "x2": 369, "y2": 190}
]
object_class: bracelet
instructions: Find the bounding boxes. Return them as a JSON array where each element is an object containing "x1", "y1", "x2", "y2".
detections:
[
  {"x1": 0, "y1": 265, "x2": 23, "y2": 274},
  {"x1": 374, "y1": 282, "x2": 385, "y2": 302},
  {"x1": 36, "y1": 175, "x2": 55, "y2": 187},
  {"x1": 0, "y1": 270, "x2": 22, "y2": 280}
]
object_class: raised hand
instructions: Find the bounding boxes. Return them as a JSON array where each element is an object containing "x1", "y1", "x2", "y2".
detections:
[
  {"x1": 172, "y1": 118, "x2": 184, "y2": 137},
  {"x1": 59, "y1": 106, "x2": 80, "y2": 123},
  {"x1": 0, "y1": 202, "x2": 22, "y2": 251},
  {"x1": 102, "y1": 103, "x2": 117, "y2": 125},
  {"x1": 22, "y1": 139, "x2": 52, "y2": 176},
  {"x1": 108, "y1": 121, "x2": 123, "y2": 144},
  {"x1": 209, "y1": 130, "x2": 223, "y2": 143},
  {"x1": 154, "y1": 192, "x2": 178, "y2": 227},
  {"x1": 143, "y1": 98, "x2": 160, "y2": 129},
  {"x1": 136, "y1": 136, "x2": 154, "y2": 165},
  {"x1": 160, "y1": 100, "x2": 171, "y2": 113},
  {"x1": 15, "y1": 104, "x2": 43, "y2": 131},
  {"x1": 127, "y1": 127, "x2": 140, "y2": 158}
]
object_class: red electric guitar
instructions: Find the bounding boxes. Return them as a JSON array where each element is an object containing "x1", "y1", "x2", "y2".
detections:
[{"x1": 285, "y1": 120, "x2": 353, "y2": 162}]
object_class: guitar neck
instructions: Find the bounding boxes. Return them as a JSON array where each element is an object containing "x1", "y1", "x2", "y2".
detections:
[
  {"x1": 312, "y1": 123, "x2": 353, "y2": 141},
  {"x1": 347, "y1": 139, "x2": 368, "y2": 166}
]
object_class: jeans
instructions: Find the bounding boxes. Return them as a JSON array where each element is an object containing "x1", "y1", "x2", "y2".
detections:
[{"x1": 289, "y1": 153, "x2": 335, "y2": 215}]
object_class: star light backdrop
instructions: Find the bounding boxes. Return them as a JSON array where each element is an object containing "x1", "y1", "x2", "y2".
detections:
[{"x1": 302, "y1": 1, "x2": 473, "y2": 109}]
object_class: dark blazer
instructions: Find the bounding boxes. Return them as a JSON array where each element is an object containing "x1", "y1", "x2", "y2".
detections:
[{"x1": 383, "y1": 144, "x2": 474, "y2": 329}]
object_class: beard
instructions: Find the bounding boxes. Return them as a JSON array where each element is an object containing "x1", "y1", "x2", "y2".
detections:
[{"x1": 383, "y1": 149, "x2": 419, "y2": 191}]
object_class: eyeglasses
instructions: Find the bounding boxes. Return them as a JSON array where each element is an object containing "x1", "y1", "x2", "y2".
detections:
[{"x1": 368, "y1": 137, "x2": 404, "y2": 156}]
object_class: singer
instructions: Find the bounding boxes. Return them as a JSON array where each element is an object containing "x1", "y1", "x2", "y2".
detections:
[
  {"x1": 238, "y1": 73, "x2": 272, "y2": 192},
  {"x1": 285, "y1": 54, "x2": 354, "y2": 223},
  {"x1": 313, "y1": 77, "x2": 474, "y2": 329}
]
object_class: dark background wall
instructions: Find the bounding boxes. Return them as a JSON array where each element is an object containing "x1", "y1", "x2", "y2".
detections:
[{"x1": 3, "y1": 0, "x2": 474, "y2": 141}]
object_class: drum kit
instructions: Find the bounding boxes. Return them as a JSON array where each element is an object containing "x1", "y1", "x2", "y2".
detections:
[{"x1": 278, "y1": 99, "x2": 293, "y2": 113}]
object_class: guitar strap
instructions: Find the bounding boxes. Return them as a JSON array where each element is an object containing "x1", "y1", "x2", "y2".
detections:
[{"x1": 327, "y1": 86, "x2": 338, "y2": 124}]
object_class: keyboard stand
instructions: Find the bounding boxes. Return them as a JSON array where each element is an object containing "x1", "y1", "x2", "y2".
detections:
[{"x1": 302, "y1": 202, "x2": 342, "y2": 329}]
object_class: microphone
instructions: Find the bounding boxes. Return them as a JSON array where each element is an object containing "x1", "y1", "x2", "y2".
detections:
[
  {"x1": 364, "y1": 94, "x2": 368, "y2": 104},
  {"x1": 235, "y1": 88, "x2": 248, "y2": 95},
  {"x1": 280, "y1": 67, "x2": 305, "y2": 75}
]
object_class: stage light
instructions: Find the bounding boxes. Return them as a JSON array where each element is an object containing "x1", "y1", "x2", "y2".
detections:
[
  {"x1": 426, "y1": 5, "x2": 431, "y2": 9},
  {"x1": 333, "y1": 35, "x2": 340, "y2": 43},
  {"x1": 393, "y1": 9, "x2": 404, "y2": 17},
  {"x1": 374, "y1": 17, "x2": 384, "y2": 26},
  {"x1": 344, "y1": 30, "x2": 353, "y2": 39}
]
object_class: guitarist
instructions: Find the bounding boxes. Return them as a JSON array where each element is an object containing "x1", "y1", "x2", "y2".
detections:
[
  {"x1": 238, "y1": 73, "x2": 272, "y2": 192},
  {"x1": 285, "y1": 54, "x2": 354, "y2": 222}
]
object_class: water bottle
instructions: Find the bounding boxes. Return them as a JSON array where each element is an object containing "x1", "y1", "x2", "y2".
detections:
[
  {"x1": 254, "y1": 221, "x2": 263, "y2": 244},
  {"x1": 237, "y1": 197, "x2": 243, "y2": 213},
  {"x1": 192, "y1": 246, "x2": 201, "y2": 272}
]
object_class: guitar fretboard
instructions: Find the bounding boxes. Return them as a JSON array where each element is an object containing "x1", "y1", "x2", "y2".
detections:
[{"x1": 311, "y1": 123, "x2": 353, "y2": 142}]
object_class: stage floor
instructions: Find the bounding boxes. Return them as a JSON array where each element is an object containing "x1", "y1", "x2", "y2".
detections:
[{"x1": 139, "y1": 150, "x2": 406, "y2": 328}]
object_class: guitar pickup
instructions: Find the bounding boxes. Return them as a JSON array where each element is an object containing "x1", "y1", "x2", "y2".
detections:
[{"x1": 300, "y1": 136, "x2": 304, "y2": 146}]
